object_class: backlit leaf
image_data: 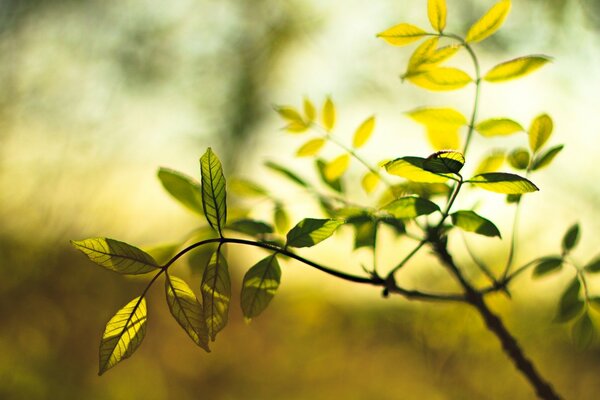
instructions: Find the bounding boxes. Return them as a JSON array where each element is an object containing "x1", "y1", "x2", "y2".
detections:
[
  {"x1": 484, "y1": 55, "x2": 551, "y2": 82},
  {"x1": 474, "y1": 150, "x2": 505, "y2": 174},
  {"x1": 423, "y1": 150, "x2": 465, "y2": 174},
  {"x1": 274, "y1": 203, "x2": 290, "y2": 233},
  {"x1": 226, "y1": 219, "x2": 274, "y2": 236},
  {"x1": 241, "y1": 254, "x2": 282, "y2": 319},
  {"x1": 322, "y1": 97, "x2": 336, "y2": 131},
  {"x1": 382, "y1": 196, "x2": 440, "y2": 219},
  {"x1": 353, "y1": 116, "x2": 376, "y2": 148},
  {"x1": 475, "y1": 118, "x2": 523, "y2": 137},
  {"x1": 451, "y1": 210, "x2": 501, "y2": 238},
  {"x1": 361, "y1": 172, "x2": 380, "y2": 194},
  {"x1": 529, "y1": 114, "x2": 553, "y2": 153},
  {"x1": 158, "y1": 168, "x2": 203, "y2": 215},
  {"x1": 274, "y1": 105, "x2": 304, "y2": 124},
  {"x1": 325, "y1": 154, "x2": 350, "y2": 181},
  {"x1": 426, "y1": 128, "x2": 461, "y2": 150},
  {"x1": 166, "y1": 274, "x2": 210, "y2": 351},
  {"x1": 562, "y1": 223, "x2": 580, "y2": 253},
  {"x1": 316, "y1": 159, "x2": 343, "y2": 193},
  {"x1": 467, "y1": 172, "x2": 538, "y2": 194},
  {"x1": 465, "y1": 0, "x2": 511, "y2": 43},
  {"x1": 532, "y1": 257, "x2": 563, "y2": 278},
  {"x1": 584, "y1": 255, "x2": 600, "y2": 273},
  {"x1": 507, "y1": 148, "x2": 530, "y2": 170},
  {"x1": 428, "y1": 0, "x2": 447, "y2": 32},
  {"x1": 99, "y1": 297, "x2": 147, "y2": 375},
  {"x1": 385, "y1": 157, "x2": 450, "y2": 183},
  {"x1": 200, "y1": 148, "x2": 227, "y2": 236},
  {"x1": 304, "y1": 97, "x2": 316, "y2": 122},
  {"x1": 531, "y1": 145, "x2": 563, "y2": 171},
  {"x1": 286, "y1": 218, "x2": 345, "y2": 248},
  {"x1": 71, "y1": 238, "x2": 159, "y2": 274},
  {"x1": 377, "y1": 23, "x2": 427, "y2": 46},
  {"x1": 265, "y1": 161, "x2": 309, "y2": 188},
  {"x1": 407, "y1": 37, "x2": 439, "y2": 72},
  {"x1": 201, "y1": 250, "x2": 231, "y2": 341},
  {"x1": 407, "y1": 107, "x2": 468, "y2": 128},
  {"x1": 296, "y1": 138, "x2": 326, "y2": 157},
  {"x1": 229, "y1": 178, "x2": 268, "y2": 198},
  {"x1": 407, "y1": 68, "x2": 472, "y2": 91},
  {"x1": 284, "y1": 121, "x2": 309, "y2": 133},
  {"x1": 555, "y1": 277, "x2": 583, "y2": 323},
  {"x1": 572, "y1": 312, "x2": 595, "y2": 350}
]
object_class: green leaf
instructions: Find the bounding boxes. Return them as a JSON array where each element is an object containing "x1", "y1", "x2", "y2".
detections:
[
  {"x1": 316, "y1": 159, "x2": 344, "y2": 193},
  {"x1": 423, "y1": 150, "x2": 465, "y2": 174},
  {"x1": 274, "y1": 105, "x2": 304, "y2": 124},
  {"x1": 529, "y1": 114, "x2": 553, "y2": 153},
  {"x1": 322, "y1": 97, "x2": 336, "y2": 131},
  {"x1": 507, "y1": 148, "x2": 530, "y2": 170},
  {"x1": 201, "y1": 250, "x2": 231, "y2": 341},
  {"x1": 584, "y1": 255, "x2": 600, "y2": 273},
  {"x1": 531, "y1": 145, "x2": 563, "y2": 171},
  {"x1": 382, "y1": 196, "x2": 440, "y2": 219},
  {"x1": 166, "y1": 274, "x2": 210, "y2": 351},
  {"x1": 475, "y1": 118, "x2": 523, "y2": 137},
  {"x1": 71, "y1": 238, "x2": 159, "y2": 274},
  {"x1": 347, "y1": 216, "x2": 377, "y2": 249},
  {"x1": 200, "y1": 148, "x2": 227, "y2": 236},
  {"x1": 484, "y1": 56, "x2": 551, "y2": 82},
  {"x1": 376, "y1": 23, "x2": 427, "y2": 46},
  {"x1": 531, "y1": 257, "x2": 563, "y2": 278},
  {"x1": 229, "y1": 178, "x2": 269, "y2": 198},
  {"x1": 450, "y1": 210, "x2": 501, "y2": 238},
  {"x1": 555, "y1": 277, "x2": 583, "y2": 323},
  {"x1": 241, "y1": 254, "x2": 282, "y2": 319},
  {"x1": 99, "y1": 296, "x2": 147, "y2": 375},
  {"x1": 572, "y1": 312, "x2": 595, "y2": 350},
  {"x1": 226, "y1": 219, "x2": 274, "y2": 236},
  {"x1": 562, "y1": 223, "x2": 580, "y2": 253},
  {"x1": 590, "y1": 297, "x2": 600, "y2": 313},
  {"x1": 428, "y1": 0, "x2": 447, "y2": 32},
  {"x1": 407, "y1": 68, "x2": 472, "y2": 91},
  {"x1": 157, "y1": 168, "x2": 203, "y2": 215},
  {"x1": 265, "y1": 161, "x2": 309, "y2": 188},
  {"x1": 465, "y1": 0, "x2": 511, "y2": 43},
  {"x1": 286, "y1": 218, "x2": 345, "y2": 248},
  {"x1": 467, "y1": 173, "x2": 538, "y2": 194},
  {"x1": 385, "y1": 157, "x2": 450, "y2": 183},
  {"x1": 379, "y1": 216, "x2": 406, "y2": 235},
  {"x1": 353, "y1": 116, "x2": 376, "y2": 149}
]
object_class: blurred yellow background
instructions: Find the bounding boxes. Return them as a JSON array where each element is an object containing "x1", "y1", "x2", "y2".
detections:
[{"x1": 1, "y1": 0, "x2": 600, "y2": 398}]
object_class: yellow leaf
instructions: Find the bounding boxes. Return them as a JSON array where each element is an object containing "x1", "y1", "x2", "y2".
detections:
[
  {"x1": 426, "y1": 127, "x2": 460, "y2": 150},
  {"x1": 274, "y1": 106, "x2": 304, "y2": 124},
  {"x1": 407, "y1": 37, "x2": 439, "y2": 72},
  {"x1": 475, "y1": 150, "x2": 505, "y2": 174},
  {"x1": 407, "y1": 68, "x2": 472, "y2": 91},
  {"x1": 361, "y1": 172, "x2": 380, "y2": 194},
  {"x1": 407, "y1": 107, "x2": 467, "y2": 128},
  {"x1": 322, "y1": 97, "x2": 336, "y2": 131},
  {"x1": 475, "y1": 118, "x2": 523, "y2": 137},
  {"x1": 425, "y1": 45, "x2": 461, "y2": 66},
  {"x1": 428, "y1": 0, "x2": 447, "y2": 32},
  {"x1": 325, "y1": 154, "x2": 350, "y2": 181},
  {"x1": 304, "y1": 97, "x2": 316, "y2": 122},
  {"x1": 352, "y1": 116, "x2": 376, "y2": 148},
  {"x1": 376, "y1": 23, "x2": 427, "y2": 46},
  {"x1": 296, "y1": 138, "x2": 326, "y2": 157},
  {"x1": 529, "y1": 114, "x2": 553, "y2": 153},
  {"x1": 385, "y1": 157, "x2": 449, "y2": 183},
  {"x1": 484, "y1": 55, "x2": 551, "y2": 82},
  {"x1": 284, "y1": 121, "x2": 309, "y2": 133},
  {"x1": 465, "y1": 0, "x2": 511, "y2": 43}
]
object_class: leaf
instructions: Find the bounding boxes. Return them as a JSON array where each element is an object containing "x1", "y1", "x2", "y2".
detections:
[
  {"x1": 562, "y1": 223, "x2": 580, "y2": 253},
  {"x1": 423, "y1": 150, "x2": 465, "y2": 174},
  {"x1": 361, "y1": 172, "x2": 380, "y2": 194},
  {"x1": 99, "y1": 297, "x2": 147, "y2": 375},
  {"x1": 265, "y1": 161, "x2": 309, "y2": 188},
  {"x1": 286, "y1": 218, "x2": 345, "y2": 248},
  {"x1": 529, "y1": 114, "x2": 553, "y2": 153},
  {"x1": 555, "y1": 277, "x2": 583, "y2": 323},
  {"x1": 226, "y1": 219, "x2": 274, "y2": 236},
  {"x1": 201, "y1": 250, "x2": 231, "y2": 341},
  {"x1": 274, "y1": 203, "x2": 290, "y2": 233},
  {"x1": 385, "y1": 157, "x2": 450, "y2": 183},
  {"x1": 353, "y1": 116, "x2": 376, "y2": 148},
  {"x1": 532, "y1": 257, "x2": 563, "y2": 278},
  {"x1": 274, "y1": 105, "x2": 304, "y2": 124},
  {"x1": 572, "y1": 312, "x2": 595, "y2": 350},
  {"x1": 484, "y1": 55, "x2": 551, "y2": 82},
  {"x1": 200, "y1": 148, "x2": 227, "y2": 236},
  {"x1": 451, "y1": 210, "x2": 501, "y2": 238},
  {"x1": 428, "y1": 0, "x2": 447, "y2": 32},
  {"x1": 382, "y1": 196, "x2": 440, "y2": 219},
  {"x1": 71, "y1": 238, "x2": 159, "y2": 274},
  {"x1": 407, "y1": 107, "x2": 468, "y2": 128},
  {"x1": 584, "y1": 255, "x2": 600, "y2": 273},
  {"x1": 475, "y1": 118, "x2": 523, "y2": 137},
  {"x1": 507, "y1": 148, "x2": 530, "y2": 170},
  {"x1": 304, "y1": 97, "x2": 316, "y2": 122},
  {"x1": 531, "y1": 145, "x2": 563, "y2": 171},
  {"x1": 324, "y1": 154, "x2": 350, "y2": 181},
  {"x1": 284, "y1": 121, "x2": 309, "y2": 133},
  {"x1": 229, "y1": 178, "x2": 268, "y2": 198},
  {"x1": 426, "y1": 128, "x2": 461, "y2": 150},
  {"x1": 241, "y1": 255, "x2": 282, "y2": 319},
  {"x1": 157, "y1": 168, "x2": 203, "y2": 215},
  {"x1": 474, "y1": 150, "x2": 505, "y2": 174},
  {"x1": 380, "y1": 216, "x2": 406, "y2": 235},
  {"x1": 467, "y1": 172, "x2": 538, "y2": 194},
  {"x1": 143, "y1": 243, "x2": 179, "y2": 265},
  {"x1": 316, "y1": 159, "x2": 344, "y2": 193},
  {"x1": 322, "y1": 97, "x2": 336, "y2": 131},
  {"x1": 407, "y1": 68, "x2": 472, "y2": 91},
  {"x1": 296, "y1": 138, "x2": 326, "y2": 157},
  {"x1": 347, "y1": 216, "x2": 377, "y2": 249},
  {"x1": 407, "y1": 37, "x2": 439, "y2": 73},
  {"x1": 465, "y1": 0, "x2": 511, "y2": 43},
  {"x1": 165, "y1": 274, "x2": 210, "y2": 351},
  {"x1": 376, "y1": 23, "x2": 427, "y2": 46}
]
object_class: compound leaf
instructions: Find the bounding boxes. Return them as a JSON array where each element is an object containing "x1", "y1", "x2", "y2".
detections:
[
  {"x1": 385, "y1": 157, "x2": 450, "y2": 183},
  {"x1": 353, "y1": 116, "x2": 376, "y2": 148},
  {"x1": 157, "y1": 168, "x2": 203, "y2": 215},
  {"x1": 428, "y1": 0, "x2": 447, "y2": 32},
  {"x1": 200, "y1": 148, "x2": 227, "y2": 236},
  {"x1": 407, "y1": 68, "x2": 472, "y2": 91},
  {"x1": 451, "y1": 210, "x2": 501, "y2": 238},
  {"x1": 71, "y1": 238, "x2": 159, "y2": 274},
  {"x1": 475, "y1": 118, "x2": 523, "y2": 137},
  {"x1": 286, "y1": 218, "x2": 345, "y2": 248},
  {"x1": 201, "y1": 250, "x2": 231, "y2": 341},
  {"x1": 484, "y1": 55, "x2": 551, "y2": 82},
  {"x1": 465, "y1": 0, "x2": 511, "y2": 43},
  {"x1": 377, "y1": 23, "x2": 427, "y2": 46},
  {"x1": 467, "y1": 172, "x2": 538, "y2": 194},
  {"x1": 529, "y1": 114, "x2": 553, "y2": 153},
  {"x1": 382, "y1": 196, "x2": 440, "y2": 219},
  {"x1": 241, "y1": 254, "x2": 282, "y2": 319}
]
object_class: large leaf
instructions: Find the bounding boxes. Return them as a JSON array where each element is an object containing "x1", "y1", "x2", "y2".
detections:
[
  {"x1": 423, "y1": 150, "x2": 465, "y2": 174},
  {"x1": 529, "y1": 114, "x2": 553, "y2": 153},
  {"x1": 99, "y1": 296, "x2": 147, "y2": 375},
  {"x1": 201, "y1": 250, "x2": 231, "y2": 341},
  {"x1": 385, "y1": 157, "x2": 450, "y2": 183},
  {"x1": 322, "y1": 97, "x2": 336, "y2": 131},
  {"x1": 465, "y1": 0, "x2": 511, "y2": 43},
  {"x1": 377, "y1": 23, "x2": 427, "y2": 46},
  {"x1": 555, "y1": 277, "x2": 583, "y2": 323},
  {"x1": 265, "y1": 161, "x2": 309, "y2": 188},
  {"x1": 157, "y1": 168, "x2": 203, "y2": 215},
  {"x1": 407, "y1": 68, "x2": 472, "y2": 91},
  {"x1": 475, "y1": 118, "x2": 523, "y2": 137},
  {"x1": 296, "y1": 138, "x2": 326, "y2": 157},
  {"x1": 531, "y1": 145, "x2": 563, "y2": 171},
  {"x1": 382, "y1": 196, "x2": 440, "y2": 219},
  {"x1": 71, "y1": 238, "x2": 159, "y2": 274},
  {"x1": 451, "y1": 210, "x2": 501, "y2": 238},
  {"x1": 200, "y1": 148, "x2": 227, "y2": 235},
  {"x1": 241, "y1": 254, "x2": 282, "y2": 319},
  {"x1": 286, "y1": 218, "x2": 345, "y2": 248},
  {"x1": 484, "y1": 55, "x2": 550, "y2": 82},
  {"x1": 467, "y1": 172, "x2": 538, "y2": 194},
  {"x1": 428, "y1": 0, "x2": 447, "y2": 32},
  {"x1": 353, "y1": 116, "x2": 376, "y2": 148},
  {"x1": 166, "y1": 274, "x2": 210, "y2": 351}
]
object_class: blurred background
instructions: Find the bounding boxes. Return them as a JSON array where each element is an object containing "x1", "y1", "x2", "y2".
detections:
[{"x1": 1, "y1": 0, "x2": 600, "y2": 398}]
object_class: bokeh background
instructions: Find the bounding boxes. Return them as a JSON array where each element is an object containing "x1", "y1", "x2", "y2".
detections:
[{"x1": 1, "y1": 0, "x2": 600, "y2": 398}]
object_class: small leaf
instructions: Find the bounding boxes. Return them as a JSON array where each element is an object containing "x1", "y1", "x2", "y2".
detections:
[
  {"x1": 407, "y1": 37, "x2": 439, "y2": 73},
  {"x1": 382, "y1": 196, "x2": 440, "y2": 219},
  {"x1": 324, "y1": 154, "x2": 351, "y2": 181},
  {"x1": 555, "y1": 277, "x2": 583, "y2": 323},
  {"x1": 200, "y1": 148, "x2": 227, "y2": 236},
  {"x1": 507, "y1": 148, "x2": 530, "y2": 170},
  {"x1": 506, "y1": 194, "x2": 522, "y2": 204},
  {"x1": 467, "y1": 172, "x2": 538, "y2": 194},
  {"x1": 229, "y1": 178, "x2": 268, "y2": 198},
  {"x1": 407, "y1": 68, "x2": 472, "y2": 91},
  {"x1": 531, "y1": 145, "x2": 563, "y2": 171},
  {"x1": 385, "y1": 157, "x2": 450, "y2": 183},
  {"x1": 529, "y1": 114, "x2": 553, "y2": 153},
  {"x1": 264, "y1": 161, "x2": 309, "y2": 188},
  {"x1": 286, "y1": 218, "x2": 345, "y2": 248},
  {"x1": 584, "y1": 255, "x2": 600, "y2": 273},
  {"x1": 274, "y1": 203, "x2": 290, "y2": 233},
  {"x1": 353, "y1": 116, "x2": 376, "y2": 148},
  {"x1": 157, "y1": 168, "x2": 203, "y2": 215},
  {"x1": 71, "y1": 238, "x2": 159, "y2": 274},
  {"x1": 572, "y1": 312, "x2": 595, "y2": 350},
  {"x1": 304, "y1": 97, "x2": 316, "y2": 122},
  {"x1": 166, "y1": 274, "x2": 210, "y2": 351},
  {"x1": 201, "y1": 250, "x2": 231, "y2": 341},
  {"x1": 532, "y1": 257, "x2": 563, "y2": 278},
  {"x1": 562, "y1": 223, "x2": 580, "y2": 253},
  {"x1": 361, "y1": 172, "x2": 380, "y2": 194},
  {"x1": 407, "y1": 107, "x2": 468, "y2": 128},
  {"x1": 465, "y1": 0, "x2": 511, "y2": 43},
  {"x1": 226, "y1": 219, "x2": 274, "y2": 236},
  {"x1": 296, "y1": 138, "x2": 326, "y2": 157},
  {"x1": 484, "y1": 55, "x2": 551, "y2": 82},
  {"x1": 99, "y1": 297, "x2": 147, "y2": 375},
  {"x1": 347, "y1": 216, "x2": 377, "y2": 249},
  {"x1": 451, "y1": 210, "x2": 501, "y2": 238},
  {"x1": 428, "y1": 0, "x2": 447, "y2": 32},
  {"x1": 426, "y1": 127, "x2": 461, "y2": 151},
  {"x1": 316, "y1": 159, "x2": 344, "y2": 193},
  {"x1": 284, "y1": 121, "x2": 309, "y2": 133},
  {"x1": 474, "y1": 150, "x2": 505, "y2": 174},
  {"x1": 376, "y1": 23, "x2": 427, "y2": 46},
  {"x1": 475, "y1": 118, "x2": 523, "y2": 137},
  {"x1": 423, "y1": 150, "x2": 465, "y2": 174},
  {"x1": 322, "y1": 97, "x2": 336, "y2": 132},
  {"x1": 274, "y1": 105, "x2": 304, "y2": 124},
  {"x1": 241, "y1": 255, "x2": 282, "y2": 319}
]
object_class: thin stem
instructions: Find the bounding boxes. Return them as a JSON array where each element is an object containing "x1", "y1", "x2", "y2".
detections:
[
  {"x1": 387, "y1": 239, "x2": 427, "y2": 277},
  {"x1": 462, "y1": 233, "x2": 498, "y2": 285},
  {"x1": 502, "y1": 198, "x2": 523, "y2": 281}
]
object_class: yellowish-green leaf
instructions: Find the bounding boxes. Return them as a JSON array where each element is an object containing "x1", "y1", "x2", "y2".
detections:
[
  {"x1": 274, "y1": 203, "x2": 290, "y2": 233},
  {"x1": 241, "y1": 254, "x2": 282, "y2": 319},
  {"x1": 286, "y1": 218, "x2": 345, "y2": 248},
  {"x1": 376, "y1": 23, "x2": 427, "y2": 46},
  {"x1": 406, "y1": 107, "x2": 468, "y2": 128},
  {"x1": 322, "y1": 97, "x2": 336, "y2": 131},
  {"x1": 303, "y1": 97, "x2": 316, "y2": 122},
  {"x1": 201, "y1": 250, "x2": 231, "y2": 341},
  {"x1": 465, "y1": 0, "x2": 511, "y2": 43},
  {"x1": 467, "y1": 172, "x2": 538, "y2": 194},
  {"x1": 382, "y1": 195, "x2": 440, "y2": 219},
  {"x1": 532, "y1": 145, "x2": 563, "y2": 171},
  {"x1": 451, "y1": 210, "x2": 501, "y2": 238},
  {"x1": 474, "y1": 150, "x2": 505, "y2": 174},
  {"x1": 407, "y1": 68, "x2": 472, "y2": 91},
  {"x1": 529, "y1": 114, "x2": 553, "y2": 153},
  {"x1": 385, "y1": 157, "x2": 449, "y2": 183},
  {"x1": 166, "y1": 274, "x2": 210, "y2": 351},
  {"x1": 296, "y1": 138, "x2": 326, "y2": 157},
  {"x1": 324, "y1": 154, "x2": 350, "y2": 181},
  {"x1": 484, "y1": 55, "x2": 551, "y2": 82},
  {"x1": 274, "y1": 105, "x2": 304, "y2": 124},
  {"x1": 353, "y1": 116, "x2": 376, "y2": 148},
  {"x1": 572, "y1": 312, "x2": 595, "y2": 350},
  {"x1": 475, "y1": 118, "x2": 523, "y2": 137},
  {"x1": 507, "y1": 148, "x2": 530, "y2": 170},
  {"x1": 71, "y1": 238, "x2": 159, "y2": 274},
  {"x1": 157, "y1": 168, "x2": 203, "y2": 215},
  {"x1": 229, "y1": 178, "x2": 268, "y2": 198},
  {"x1": 426, "y1": 127, "x2": 461, "y2": 150},
  {"x1": 200, "y1": 147, "x2": 227, "y2": 236},
  {"x1": 428, "y1": 0, "x2": 447, "y2": 32},
  {"x1": 361, "y1": 172, "x2": 380, "y2": 194},
  {"x1": 426, "y1": 45, "x2": 461, "y2": 66},
  {"x1": 99, "y1": 297, "x2": 147, "y2": 375}
]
